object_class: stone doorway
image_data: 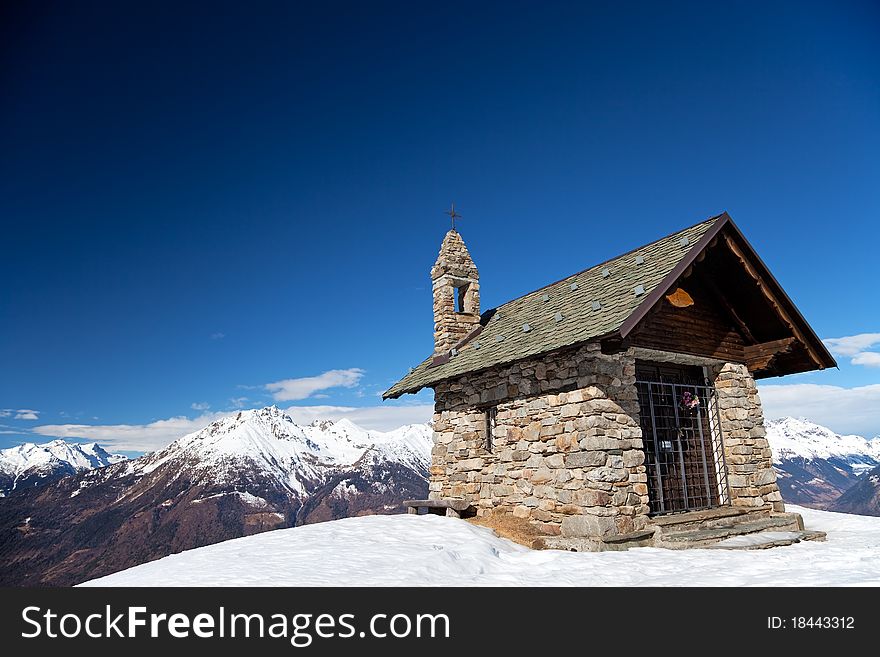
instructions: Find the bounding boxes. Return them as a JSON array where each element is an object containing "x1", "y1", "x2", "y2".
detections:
[{"x1": 635, "y1": 362, "x2": 730, "y2": 515}]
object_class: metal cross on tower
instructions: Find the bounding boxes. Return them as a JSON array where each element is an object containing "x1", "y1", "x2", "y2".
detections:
[{"x1": 445, "y1": 203, "x2": 462, "y2": 231}]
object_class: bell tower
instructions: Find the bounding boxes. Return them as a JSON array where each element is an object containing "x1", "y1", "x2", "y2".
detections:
[{"x1": 431, "y1": 223, "x2": 480, "y2": 355}]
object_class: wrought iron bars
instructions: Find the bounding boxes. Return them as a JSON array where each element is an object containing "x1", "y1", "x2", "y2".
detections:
[{"x1": 635, "y1": 380, "x2": 731, "y2": 515}]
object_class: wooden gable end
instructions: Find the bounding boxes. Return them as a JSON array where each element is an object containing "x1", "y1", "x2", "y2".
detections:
[
  {"x1": 618, "y1": 218, "x2": 836, "y2": 379},
  {"x1": 627, "y1": 276, "x2": 746, "y2": 363}
]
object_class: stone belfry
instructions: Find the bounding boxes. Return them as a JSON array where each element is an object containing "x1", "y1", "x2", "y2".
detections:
[{"x1": 431, "y1": 221, "x2": 481, "y2": 355}]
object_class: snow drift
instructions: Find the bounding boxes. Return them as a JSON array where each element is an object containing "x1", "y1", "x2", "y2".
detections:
[{"x1": 82, "y1": 505, "x2": 880, "y2": 587}]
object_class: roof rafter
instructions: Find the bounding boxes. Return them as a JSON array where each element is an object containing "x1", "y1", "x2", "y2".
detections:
[
  {"x1": 721, "y1": 233, "x2": 825, "y2": 370},
  {"x1": 702, "y1": 275, "x2": 758, "y2": 345}
]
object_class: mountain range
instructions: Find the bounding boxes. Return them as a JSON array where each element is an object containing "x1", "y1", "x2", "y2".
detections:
[
  {"x1": 0, "y1": 440, "x2": 125, "y2": 497},
  {"x1": 767, "y1": 417, "x2": 880, "y2": 510},
  {"x1": 0, "y1": 406, "x2": 430, "y2": 586}
]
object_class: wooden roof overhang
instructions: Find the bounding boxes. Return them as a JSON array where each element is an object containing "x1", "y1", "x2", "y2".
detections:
[{"x1": 610, "y1": 213, "x2": 836, "y2": 379}]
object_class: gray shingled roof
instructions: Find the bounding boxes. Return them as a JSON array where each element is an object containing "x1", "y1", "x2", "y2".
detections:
[{"x1": 383, "y1": 214, "x2": 724, "y2": 399}]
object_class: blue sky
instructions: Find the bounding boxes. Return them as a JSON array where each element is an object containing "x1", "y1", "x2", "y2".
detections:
[{"x1": 1, "y1": 1, "x2": 878, "y2": 453}]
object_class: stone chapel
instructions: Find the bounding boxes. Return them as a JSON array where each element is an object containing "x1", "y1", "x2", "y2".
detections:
[{"x1": 384, "y1": 212, "x2": 836, "y2": 550}]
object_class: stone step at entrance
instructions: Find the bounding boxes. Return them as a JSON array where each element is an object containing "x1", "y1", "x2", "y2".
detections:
[
  {"x1": 649, "y1": 506, "x2": 755, "y2": 533},
  {"x1": 404, "y1": 498, "x2": 474, "y2": 518},
  {"x1": 657, "y1": 516, "x2": 801, "y2": 548},
  {"x1": 651, "y1": 507, "x2": 825, "y2": 549},
  {"x1": 704, "y1": 530, "x2": 827, "y2": 550}
]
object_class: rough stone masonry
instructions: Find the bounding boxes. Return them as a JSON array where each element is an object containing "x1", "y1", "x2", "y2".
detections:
[
  {"x1": 431, "y1": 342, "x2": 651, "y2": 539},
  {"x1": 431, "y1": 230, "x2": 481, "y2": 355},
  {"x1": 430, "y1": 342, "x2": 783, "y2": 541}
]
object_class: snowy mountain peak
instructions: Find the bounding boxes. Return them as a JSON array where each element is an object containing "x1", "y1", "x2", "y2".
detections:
[
  {"x1": 136, "y1": 407, "x2": 431, "y2": 496},
  {"x1": 330, "y1": 417, "x2": 366, "y2": 433},
  {"x1": 215, "y1": 405, "x2": 296, "y2": 430},
  {"x1": 0, "y1": 439, "x2": 125, "y2": 473},
  {"x1": 766, "y1": 417, "x2": 880, "y2": 466},
  {"x1": 0, "y1": 439, "x2": 126, "y2": 495}
]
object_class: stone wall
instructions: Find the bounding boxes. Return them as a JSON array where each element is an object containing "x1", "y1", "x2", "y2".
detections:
[
  {"x1": 710, "y1": 362, "x2": 784, "y2": 512},
  {"x1": 430, "y1": 343, "x2": 785, "y2": 542},
  {"x1": 431, "y1": 342, "x2": 651, "y2": 540}
]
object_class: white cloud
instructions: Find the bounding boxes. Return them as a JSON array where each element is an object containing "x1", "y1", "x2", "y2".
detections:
[
  {"x1": 823, "y1": 332, "x2": 880, "y2": 369},
  {"x1": 1, "y1": 408, "x2": 40, "y2": 420},
  {"x1": 210, "y1": 332, "x2": 225, "y2": 340},
  {"x1": 823, "y1": 333, "x2": 880, "y2": 357},
  {"x1": 758, "y1": 383, "x2": 880, "y2": 437},
  {"x1": 229, "y1": 396, "x2": 250, "y2": 409},
  {"x1": 190, "y1": 402, "x2": 211, "y2": 411},
  {"x1": 285, "y1": 404, "x2": 434, "y2": 431},
  {"x1": 851, "y1": 352, "x2": 880, "y2": 368},
  {"x1": 265, "y1": 368, "x2": 365, "y2": 401},
  {"x1": 31, "y1": 412, "x2": 232, "y2": 453}
]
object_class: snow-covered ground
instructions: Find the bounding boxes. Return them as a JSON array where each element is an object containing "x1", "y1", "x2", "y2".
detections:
[{"x1": 82, "y1": 505, "x2": 880, "y2": 587}]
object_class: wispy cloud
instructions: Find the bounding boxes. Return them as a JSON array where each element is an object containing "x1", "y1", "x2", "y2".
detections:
[
  {"x1": 265, "y1": 368, "x2": 365, "y2": 401},
  {"x1": 210, "y1": 332, "x2": 226, "y2": 340},
  {"x1": 1, "y1": 408, "x2": 40, "y2": 420},
  {"x1": 285, "y1": 404, "x2": 433, "y2": 431},
  {"x1": 823, "y1": 333, "x2": 880, "y2": 357},
  {"x1": 759, "y1": 382, "x2": 880, "y2": 437},
  {"x1": 823, "y1": 332, "x2": 880, "y2": 368},
  {"x1": 228, "y1": 396, "x2": 250, "y2": 409},
  {"x1": 851, "y1": 352, "x2": 880, "y2": 368},
  {"x1": 31, "y1": 412, "x2": 231, "y2": 453},
  {"x1": 190, "y1": 402, "x2": 210, "y2": 411}
]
